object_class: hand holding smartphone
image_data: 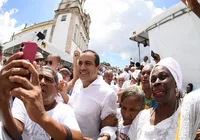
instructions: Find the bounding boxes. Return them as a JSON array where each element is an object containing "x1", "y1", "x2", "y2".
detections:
[{"x1": 20, "y1": 42, "x2": 38, "y2": 63}]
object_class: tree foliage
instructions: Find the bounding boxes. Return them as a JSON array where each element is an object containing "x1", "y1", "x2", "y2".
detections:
[{"x1": 101, "y1": 61, "x2": 111, "y2": 66}]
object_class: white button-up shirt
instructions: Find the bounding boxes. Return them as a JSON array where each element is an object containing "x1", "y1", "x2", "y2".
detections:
[{"x1": 69, "y1": 76, "x2": 118, "y2": 140}]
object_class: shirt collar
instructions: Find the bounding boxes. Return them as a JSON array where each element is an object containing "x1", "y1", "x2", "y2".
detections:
[{"x1": 81, "y1": 76, "x2": 102, "y2": 88}]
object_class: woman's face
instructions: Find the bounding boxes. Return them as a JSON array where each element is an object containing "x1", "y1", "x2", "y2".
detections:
[
  {"x1": 150, "y1": 65, "x2": 176, "y2": 103},
  {"x1": 141, "y1": 65, "x2": 152, "y2": 88},
  {"x1": 121, "y1": 96, "x2": 143, "y2": 126}
]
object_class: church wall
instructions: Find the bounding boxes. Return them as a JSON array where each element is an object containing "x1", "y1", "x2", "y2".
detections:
[
  {"x1": 51, "y1": 13, "x2": 72, "y2": 51},
  {"x1": 70, "y1": 15, "x2": 89, "y2": 55},
  {"x1": 13, "y1": 24, "x2": 53, "y2": 42}
]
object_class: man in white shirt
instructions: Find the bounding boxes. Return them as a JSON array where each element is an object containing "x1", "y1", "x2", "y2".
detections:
[
  {"x1": 122, "y1": 67, "x2": 130, "y2": 81},
  {"x1": 141, "y1": 56, "x2": 149, "y2": 66},
  {"x1": 103, "y1": 69, "x2": 118, "y2": 93},
  {"x1": 0, "y1": 52, "x2": 82, "y2": 140},
  {"x1": 69, "y1": 50, "x2": 117, "y2": 140}
]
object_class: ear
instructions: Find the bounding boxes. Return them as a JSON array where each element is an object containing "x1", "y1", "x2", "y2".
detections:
[{"x1": 97, "y1": 65, "x2": 100, "y2": 70}]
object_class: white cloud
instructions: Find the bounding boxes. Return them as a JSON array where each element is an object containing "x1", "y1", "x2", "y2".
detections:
[
  {"x1": 0, "y1": 0, "x2": 24, "y2": 43},
  {"x1": 85, "y1": 0, "x2": 164, "y2": 62}
]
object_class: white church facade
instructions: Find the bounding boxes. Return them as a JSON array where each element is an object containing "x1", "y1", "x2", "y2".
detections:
[{"x1": 3, "y1": 0, "x2": 91, "y2": 65}]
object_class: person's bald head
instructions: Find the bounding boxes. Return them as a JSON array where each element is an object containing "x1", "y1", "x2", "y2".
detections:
[{"x1": 103, "y1": 69, "x2": 113, "y2": 85}]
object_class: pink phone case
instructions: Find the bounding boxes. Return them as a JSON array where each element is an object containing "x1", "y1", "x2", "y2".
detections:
[{"x1": 21, "y1": 42, "x2": 38, "y2": 63}]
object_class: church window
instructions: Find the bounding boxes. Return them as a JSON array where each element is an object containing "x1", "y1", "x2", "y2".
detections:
[{"x1": 61, "y1": 15, "x2": 67, "y2": 21}]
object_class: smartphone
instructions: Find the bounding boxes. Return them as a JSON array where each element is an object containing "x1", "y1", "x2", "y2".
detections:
[{"x1": 21, "y1": 42, "x2": 38, "y2": 63}]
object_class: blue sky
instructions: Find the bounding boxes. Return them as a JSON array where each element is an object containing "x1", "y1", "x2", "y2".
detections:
[
  {"x1": 2, "y1": 0, "x2": 60, "y2": 26},
  {"x1": 1, "y1": 0, "x2": 180, "y2": 69}
]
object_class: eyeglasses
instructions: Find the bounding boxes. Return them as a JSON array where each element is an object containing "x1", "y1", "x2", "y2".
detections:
[
  {"x1": 35, "y1": 58, "x2": 44, "y2": 63},
  {"x1": 47, "y1": 60, "x2": 53, "y2": 65}
]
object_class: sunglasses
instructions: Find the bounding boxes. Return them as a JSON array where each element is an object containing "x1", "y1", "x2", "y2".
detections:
[
  {"x1": 35, "y1": 58, "x2": 44, "y2": 63},
  {"x1": 47, "y1": 60, "x2": 53, "y2": 65}
]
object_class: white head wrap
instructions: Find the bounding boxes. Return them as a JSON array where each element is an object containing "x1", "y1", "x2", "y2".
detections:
[{"x1": 150, "y1": 57, "x2": 182, "y2": 91}]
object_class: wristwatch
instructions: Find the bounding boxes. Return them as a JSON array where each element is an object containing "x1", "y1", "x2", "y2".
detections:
[{"x1": 99, "y1": 133, "x2": 111, "y2": 140}]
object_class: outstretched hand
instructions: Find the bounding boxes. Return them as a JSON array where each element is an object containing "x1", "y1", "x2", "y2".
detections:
[
  {"x1": 9, "y1": 60, "x2": 46, "y2": 124},
  {"x1": 57, "y1": 80, "x2": 68, "y2": 94},
  {"x1": 0, "y1": 52, "x2": 30, "y2": 109}
]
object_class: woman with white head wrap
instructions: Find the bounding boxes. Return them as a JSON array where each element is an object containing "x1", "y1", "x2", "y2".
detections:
[{"x1": 128, "y1": 57, "x2": 200, "y2": 140}]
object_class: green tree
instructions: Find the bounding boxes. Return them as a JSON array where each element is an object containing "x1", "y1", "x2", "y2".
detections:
[{"x1": 101, "y1": 61, "x2": 111, "y2": 66}]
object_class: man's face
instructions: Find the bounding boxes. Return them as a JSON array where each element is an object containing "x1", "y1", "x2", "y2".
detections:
[
  {"x1": 47, "y1": 56, "x2": 59, "y2": 71},
  {"x1": 39, "y1": 69, "x2": 57, "y2": 105},
  {"x1": 60, "y1": 70, "x2": 71, "y2": 82},
  {"x1": 103, "y1": 72, "x2": 113, "y2": 85},
  {"x1": 144, "y1": 56, "x2": 148, "y2": 62},
  {"x1": 35, "y1": 54, "x2": 44, "y2": 67},
  {"x1": 78, "y1": 52, "x2": 99, "y2": 87},
  {"x1": 117, "y1": 77, "x2": 125, "y2": 88},
  {"x1": 141, "y1": 65, "x2": 152, "y2": 88}
]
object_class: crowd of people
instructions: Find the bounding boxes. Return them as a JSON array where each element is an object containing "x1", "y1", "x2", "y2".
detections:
[
  {"x1": 0, "y1": 43, "x2": 199, "y2": 140},
  {"x1": 0, "y1": 0, "x2": 200, "y2": 139}
]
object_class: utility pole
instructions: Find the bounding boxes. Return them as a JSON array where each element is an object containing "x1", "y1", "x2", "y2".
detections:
[{"x1": 138, "y1": 43, "x2": 140, "y2": 63}]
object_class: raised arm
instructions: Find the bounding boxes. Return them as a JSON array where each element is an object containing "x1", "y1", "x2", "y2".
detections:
[
  {"x1": 9, "y1": 59, "x2": 83, "y2": 140},
  {"x1": 67, "y1": 50, "x2": 80, "y2": 91},
  {"x1": 0, "y1": 52, "x2": 26, "y2": 139},
  {"x1": 58, "y1": 50, "x2": 80, "y2": 104}
]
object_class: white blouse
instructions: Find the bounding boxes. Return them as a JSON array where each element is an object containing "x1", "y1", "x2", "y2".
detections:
[{"x1": 128, "y1": 88, "x2": 200, "y2": 140}]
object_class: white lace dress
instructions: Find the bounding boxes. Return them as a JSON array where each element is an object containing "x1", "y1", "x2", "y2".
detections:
[{"x1": 128, "y1": 88, "x2": 200, "y2": 140}]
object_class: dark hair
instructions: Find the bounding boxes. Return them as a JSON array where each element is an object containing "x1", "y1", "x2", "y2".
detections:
[
  {"x1": 188, "y1": 83, "x2": 193, "y2": 91},
  {"x1": 82, "y1": 50, "x2": 100, "y2": 66},
  {"x1": 136, "y1": 62, "x2": 140, "y2": 67},
  {"x1": 40, "y1": 66, "x2": 58, "y2": 85}
]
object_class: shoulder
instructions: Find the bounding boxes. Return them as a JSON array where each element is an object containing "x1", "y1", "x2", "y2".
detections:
[
  {"x1": 131, "y1": 109, "x2": 150, "y2": 127},
  {"x1": 73, "y1": 79, "x2": 82, "y2": 87},
  {"x1": 54, "y1": 103, "x2": 74, "y2": 113},
  {"x1": 182, "y1": 88, "x2": 200, "y2": 105},
  {"x1": 50, "y1": 103, "x2": 76, "y2": 121},
  {"x1": 136, "y1": 109, "x2": 150, "y2": 121},
  {"x1": 12, "y1": 98, "x2": 26, "y2": 111},
  {"x1": 98, "y1": 77, "x2": 116, "y2": 95},
  {"x1": 128, "y1": 109, "x2": 150, "y2": 138}
]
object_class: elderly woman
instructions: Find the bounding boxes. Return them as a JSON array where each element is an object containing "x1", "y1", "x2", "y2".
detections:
[
  {"x1": 118, "y1": 86, "x2": 145, "y2": 139},
  {"x1": 101, "y1": 86, "x2": 145, "y2": 139},
  {"x1": 128, "y1": 57, "x2": 200, "y2": 139}
]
